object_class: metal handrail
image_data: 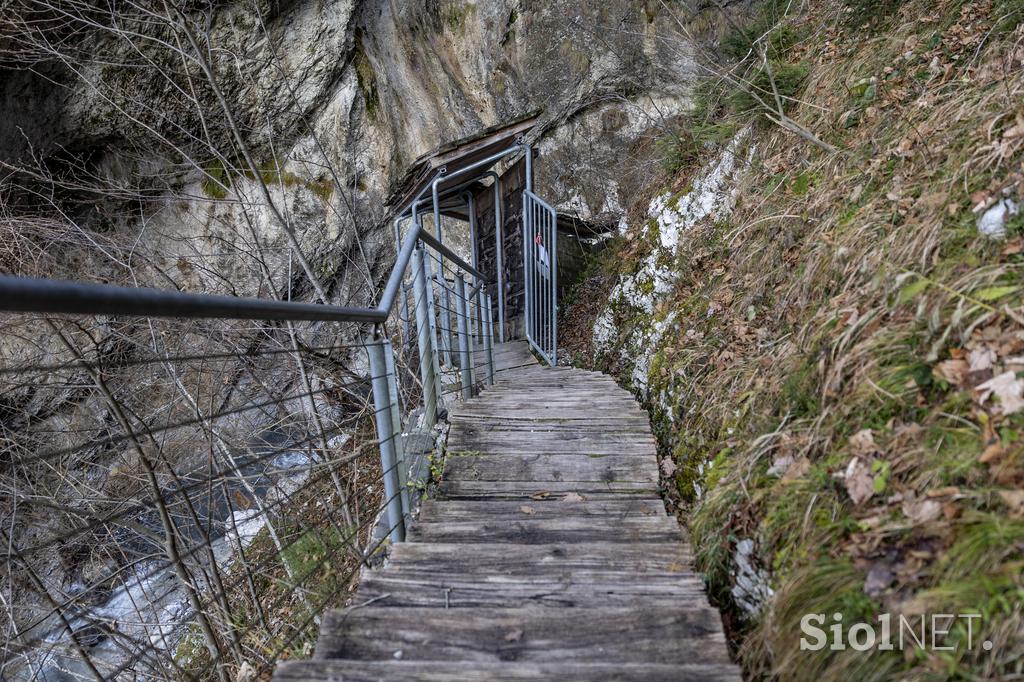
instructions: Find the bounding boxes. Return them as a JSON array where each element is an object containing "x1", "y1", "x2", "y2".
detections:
[{"x1": 0, "y1": 141, "x2": 530, "y2": 551}]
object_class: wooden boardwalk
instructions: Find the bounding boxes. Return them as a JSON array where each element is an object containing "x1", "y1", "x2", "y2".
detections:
[{"x1": 275, "y1": 342, "x2": 739, "y2": 681}]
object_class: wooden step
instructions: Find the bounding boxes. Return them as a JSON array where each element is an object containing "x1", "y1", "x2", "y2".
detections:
[
  {"x1": 313, "y1": 606, "x2": 731, "y2": 665},
  {"x1": 438, "y1": 479, "x2": 659, "y2": 499},
  {"x1": 407, "y1": 515, "x2": 681, "y2": 544},
  {"x1": 384, "y1": 542, "x2": 694, "y2": 574},
  {"x1": 275, "y1": 660, "x2": 742, "y2": 681},
  {"x1": 355, "y1": 572, "x2": 706, "y2": 608},
  {"x1": 416, "y1": 499, "x2": 670, "y2": 521},
  {"x1": 443, "y1": 453, "x2": 659, "y2": 483},
  {"x1": 272, "y1": 342, "x2": 739, "y2": 681}
]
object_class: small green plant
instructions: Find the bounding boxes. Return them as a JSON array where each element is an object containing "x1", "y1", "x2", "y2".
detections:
[
  {"x1": 656, "y1": 120, "x2": 738, "y2": 175},
  {"x1": 995, "y1": 0, "x2": 1024, "y2": 32},
  {"x1": 842, "y1": 0, "x2": 902, "y2": 25},
  {"x1": 720, "y1": 1, "x2": 802, "y2": 62},
  {"x1": 727, "y1": 61, "x2": 809, "y2": 116}
]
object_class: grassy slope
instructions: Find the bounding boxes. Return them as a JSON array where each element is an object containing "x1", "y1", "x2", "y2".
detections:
[{"x1": 562, "y1": 0, "x2": 1024, "y2": 678}]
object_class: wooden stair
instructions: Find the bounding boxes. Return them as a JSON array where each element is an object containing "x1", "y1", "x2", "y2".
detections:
[{"x1": 273, "y1": 342, "x2": 739, "y2": 681}]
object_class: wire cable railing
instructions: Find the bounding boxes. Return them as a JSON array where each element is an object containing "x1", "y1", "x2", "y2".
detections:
[{"x1": 0, "y1": 145, "x2": 523, "y2": 681}]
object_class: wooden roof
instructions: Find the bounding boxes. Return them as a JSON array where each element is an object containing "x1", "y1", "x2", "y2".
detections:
[{"x1": 390, "y1": 111, "x2": 540, "y2": 216}]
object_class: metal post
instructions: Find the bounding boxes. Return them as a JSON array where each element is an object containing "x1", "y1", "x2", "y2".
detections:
[
  {"x1": 464, "y1": 191, "x2": 485, "y2": 344},
  {"x1": 455, "y1": 273, "x2": 473, "y2": 400},
  {"x1": 467, "y1": 294, "x2": 478, "y2": 390},
  {"x1": 432, "y1": 180, "x2": 455, "y2": 368},
  {"x1": 493, "y1": 178, "x2": 505, "y2": 343},
  {"x1": 522, "y1": 192, "x2": 531, "y2": 348},
  {"x1": 422, "y1": 248, "x2": 444, "y2": 412},
  {"x1": 550, "y1": 204, "x2": 558, "y2": 365},
  {"x1": 442, "y1": 278, "x2": 456, "y2": 368},
  {"x1": 366, "y1": 333, "x2": 405, "y2": 543},
  {"x1": 412, "y1": 247, "x2": 439, "y2": 427},
  {"x1": 393, "y1": 217, "x2": 412, "y2": 350},
  {"x1": 383, "y1": 339, "x2": 410, "y2": 518},
  {"x1": 484, "y1": 294, "x2": 496, "y2": 386}
]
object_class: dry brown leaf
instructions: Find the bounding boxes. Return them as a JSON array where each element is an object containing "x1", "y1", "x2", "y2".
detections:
[
  {"x1": 660, "y1": 458, "x2": 677, "y2": 477},
  {"x1": 529, "y1": 491, "x2": 551, "y2": 500},
  {"x1": 934, "y1": 359, "x2": 969, "y2": 386},
  {"x1": 844, "y1": 457, "x2": 875, "y2": 506},
  {"x1": 902, "y1": 496, "x2": 942, "y2": 524},
  {"x1": 1003, "y1": 239, "x2": 1024, "y2": 256},
  {"x1": 518, "y1": 505, "x2": 535, "y2": 515},
  {"x1": 233, "y1": 489, "x2": 253, "y2": 510},
  {"x1": 968, "y1": 347, "x2": 996, "y2": 372},
  {"x1": 999, "y1": 490, "x2": 1024, "y2": 517},
  {"x1": 975, "y1": 371, "x2": 1024, "y2": 415},
  {"x1": 926, "y1": 486, "x2": 961, "y2": 498},
  {"x1": 562, "y1": 492, "x2": 586, "y2": 502},
  {"x1": 980, "y1": 442, "x2": 1004, "y2": 464},
  {"x1": 849, "y1": 429, "x2": 879, "y2": 457},
  {"x1": 782, "y1": 457, "x2": 812, "y2": 483}
]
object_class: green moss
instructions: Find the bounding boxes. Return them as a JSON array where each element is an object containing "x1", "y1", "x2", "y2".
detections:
[
  {"x1": 308, "y1": 179, "x2": 334, "y2": 203},
  {"x1": 704, "y1": 447, "x2": 732, "y2": 491},
  {"x1": 791, "y1": 170, "x2": 818, "y2": 196},
  {"x1": 780, "y1": 354, "x2": 820, "y2": 418},
  {"x1": 353, "y1": 32, "x2": 380, "y2": 120},
  {"x1": 925, "y1": 424, "x2": 985, "y2": 486},
  {"x1": 201, "y1": 161, "x2": 230, "y2": 199},
  {"x1": 672, "y1": 432, "x2": 712, "y2": 502},
  {"x1": 442, "y1": 2, "x2": 476, "y2": 32}
]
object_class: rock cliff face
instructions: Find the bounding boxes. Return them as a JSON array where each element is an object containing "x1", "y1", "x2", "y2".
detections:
[{"x1": 2, "y1": 0, "x2": 705, "y2": 299}]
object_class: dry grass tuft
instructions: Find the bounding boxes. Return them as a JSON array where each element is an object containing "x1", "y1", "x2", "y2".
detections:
[{"x1": 561, "y1": 0, "x2": 1024, "y2": 678}]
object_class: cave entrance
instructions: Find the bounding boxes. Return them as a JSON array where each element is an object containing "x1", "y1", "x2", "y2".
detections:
[{"x1": 389, "y1": 112, "x2": 561, "y2": 366}]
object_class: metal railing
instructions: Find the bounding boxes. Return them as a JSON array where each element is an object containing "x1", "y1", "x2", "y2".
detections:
[
  {"x1": 523, "y1": 189, "x2": 558, "y2": 366},
  {"x1": 0, "y1": 144, "x2": 530, "y2": 681}
]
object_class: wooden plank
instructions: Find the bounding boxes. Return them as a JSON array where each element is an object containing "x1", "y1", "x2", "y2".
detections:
[
  {"x1": 313, "y1": 606, "x2": 731, "y2": 665},
  {"x1": 416, "y1": 499, "x2": 670, "y2": 521},
  {"x1": 385, "y1": 542, "x2": 694, "y2": 574},
  {"x1": 407, "y1": 516, "x2": 681, "y2": 544},
  {"x1": 438, "y1": 480, "x2": 658, "y2": 499},
  {"x1": 355, "y1": 574, "x2": 706, "y2": 608},
  {"x1": 442, "y1": 454, "x2": 659, "y2": 483},
  {"x1": 275, "y1": 660, "x2": 742, "y2": 682},
  {"x1": 446, "y1": 442, "x2": 658, "y2": 456}
]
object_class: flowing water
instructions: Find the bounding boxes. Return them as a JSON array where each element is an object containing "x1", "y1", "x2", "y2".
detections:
[{"x1": 14, "y1": 431, "x2": 337, "y2": 681}]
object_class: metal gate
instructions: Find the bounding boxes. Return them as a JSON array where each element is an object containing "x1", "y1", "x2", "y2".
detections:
[{"x1": 522, "y1": 189, "x2": 557, "y2": 366}]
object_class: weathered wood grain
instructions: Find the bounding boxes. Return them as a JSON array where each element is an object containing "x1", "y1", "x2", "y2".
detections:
[
  {"x1": 438, "y1": 479, "x2": 658, "y2": 499},
  {"x1": 275, "y1": 660, "x2": 742, "y2": 681},
  {"x1": 385, "y1": 541, "x2": 694, "y2": 574},
  {"x1": 272, "y1": 341, "x2": 739, "y2": 681},
  {"x1": 416, "y1": 499, "x2": 669, "y2": 521},
  {"x1": 443, "y1": 453, "x2": 659, "y2": 483},
  {"x1": 407, "y1": 515, "x2": 682, "y2": 544},
  {"x1": 355, "y1": 574, "x2": 707, "y2": 608},
  {"x1": 314, "y1": 606, "x2": 732, "y2": 665}
]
